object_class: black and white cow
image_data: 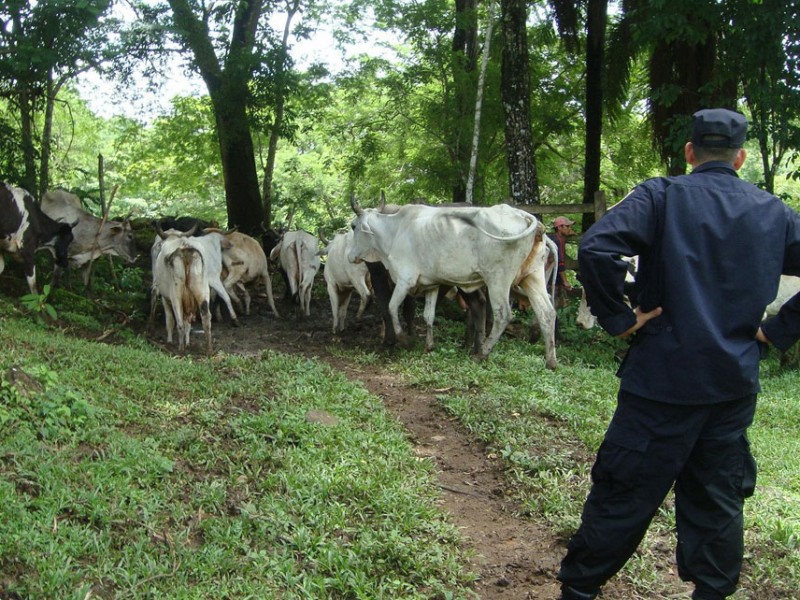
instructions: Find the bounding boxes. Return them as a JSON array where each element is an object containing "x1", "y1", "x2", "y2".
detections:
[{"x1": 0, "y1": 183, "x2": 73, "y2": 294}]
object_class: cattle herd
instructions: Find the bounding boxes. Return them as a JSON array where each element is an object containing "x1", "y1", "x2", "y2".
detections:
[
  {"x1": 12, "y1": 181, "x2": 696, "y2": 371},
  {"x1": 5, "y1": 181, "x2": 800, "y2": 368}
]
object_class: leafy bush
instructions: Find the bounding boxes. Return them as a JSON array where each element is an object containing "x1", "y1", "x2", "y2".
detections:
[{"x1": 0, "y1": 365, "x2": 97, "y2": 440}]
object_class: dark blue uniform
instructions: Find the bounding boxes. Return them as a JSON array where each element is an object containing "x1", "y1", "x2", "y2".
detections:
[{"x1": 559, "y1": 161, "x2": 800, "y2": 599}]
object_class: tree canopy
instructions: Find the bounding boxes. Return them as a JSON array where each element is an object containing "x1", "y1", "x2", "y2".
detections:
[{"x1": 1, "y1": 0, "x2": 799, "y2": 232}]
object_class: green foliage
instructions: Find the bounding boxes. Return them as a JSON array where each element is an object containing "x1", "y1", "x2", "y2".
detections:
[
  {"x1": 0, "y1": 365, "x2": 97, "y2": 441},
  {"x1": 19, "y1": 285, "x2": 57, "y2": 323}
]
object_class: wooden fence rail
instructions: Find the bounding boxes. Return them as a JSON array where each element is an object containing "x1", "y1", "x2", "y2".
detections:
[{"x1": 516, "y1": 190, "x2": 607, "y2": 224}]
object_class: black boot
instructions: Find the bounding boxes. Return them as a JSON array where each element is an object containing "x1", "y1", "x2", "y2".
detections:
[{"x1": 560, "y1": 585, "x2": 599, "y2": 600}]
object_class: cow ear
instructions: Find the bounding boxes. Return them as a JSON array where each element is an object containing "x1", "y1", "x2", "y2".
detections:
[
  {"x1": 220, "y1": 238, "x2": 233, "y2": 250},
  {"x1": 269, "y1": 245, "x2": 281, "y2": 261}
]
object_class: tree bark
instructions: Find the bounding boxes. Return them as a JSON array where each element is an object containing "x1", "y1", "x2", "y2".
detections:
[
  {"x1": 466, "y1": 2, "x2": 496, "y2": 204},
  {"x1": 582, "y1": 0, "x2": 608, "y2": 231},
  {"x1": 262, "y1": 0, "x2": 299, "y2": 229},
  {"x1": 500, "y1": 0, "x2": 539, "y2": 205}
]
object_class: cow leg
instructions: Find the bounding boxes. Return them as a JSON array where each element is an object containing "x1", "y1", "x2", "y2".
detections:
[
  {"x1": 461, "y1": 289, "x2": 487, "y2": 355},
  {"x1": 517, "y1": 276, "x2": 558, "y2": 370},
  {"x1": 388, "y1": 283, "x2": 414, "y2": 346},
  {"x1": 162, "y1": 297, "x2": 175, "y2": 344},
  {"x1": 24, "y1": 266, "x2": 38, "y2": 295},
  {"x1": 199, "y1": 298, "x2": 213, "y2": 355},
  {"x1": 237, "y1": 283, "x2": 252, "y2": 316},
  {"x1": 422, "y1": 288, "x2": 440, "y2": 352},
  {"x1": 354, "y1": 289, "x2": 370, "y2": 321},
  {"x1": 148, "y1": 286, "x2": 160, "y2": 332},
  {"x1": 221, "y1": 269, "x2": 245, "y2": 313},
  {"x1": 210, "y1": 282, "x2": 239, "y2": 327},
  {"x1": 480, "y1": 283, "x2": 515, "y2": 358},
  {"x1": 338, "y1": 289, "x2": 353, "y2": 332},
  {"x1": 327, "y1": 281, "x2": 342, "y2": 333},
  {"x1": 262, "y1": 273, "x2": 280, "y2": 317}
]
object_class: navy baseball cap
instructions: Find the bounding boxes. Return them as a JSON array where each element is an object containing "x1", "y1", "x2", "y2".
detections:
[{"x1": 691, "y1": 108, "x2": 747, "y2": 148}]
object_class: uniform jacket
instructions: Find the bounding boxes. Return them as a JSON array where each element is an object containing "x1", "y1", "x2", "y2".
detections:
[{"x1": 579, "y1": 161, "x2": 800, "y2": 404}]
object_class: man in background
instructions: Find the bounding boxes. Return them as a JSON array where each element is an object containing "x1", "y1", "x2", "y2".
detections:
[{"x1": 548, "y1": 216, "x2": 577, "y2": 307}]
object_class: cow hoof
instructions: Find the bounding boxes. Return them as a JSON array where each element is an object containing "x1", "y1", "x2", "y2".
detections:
[{"x1": 231, "y1": 319, "x2": 241, "y2": 328}]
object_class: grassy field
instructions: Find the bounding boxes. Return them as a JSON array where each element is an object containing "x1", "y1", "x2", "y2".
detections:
[{"x1": 1, "y1": 280, "x2": 798, "y2": 598}]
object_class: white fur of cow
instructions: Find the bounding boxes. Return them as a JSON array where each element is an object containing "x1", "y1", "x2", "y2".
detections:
[
  {"x1": 152, "y1": 236, "x2": 213, "y2": 354},
  {"x1": 221, "y1": 231, "x2": 280, "y2": 317},
  {"x1": 508, "y1": 225, "x2": 558, "y2": 368},
  {"x1": 576, "y1": 255, "x2": 638, "y2": 330},
  {"x1": 764, "y1": 275, "x2": 800, "y2": 318},
  {"x1": 322, "y1": 230, "x2": 371, "y2": 333},
  {"x1": 269, "y1": 230, "x2": 320, "y2": 317},
  {"x1": 348, "y1": 202, "x2": 543, "y2": 361}
]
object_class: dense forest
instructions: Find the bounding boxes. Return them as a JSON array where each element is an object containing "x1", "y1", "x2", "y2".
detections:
[{"x1": 1, "y1": 0, "x2": 800, "y2": 236}]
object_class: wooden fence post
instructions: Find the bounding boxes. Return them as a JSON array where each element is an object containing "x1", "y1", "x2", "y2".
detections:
[{"x1": 594, "y1": 190, "x2": 606, "y2": 222}]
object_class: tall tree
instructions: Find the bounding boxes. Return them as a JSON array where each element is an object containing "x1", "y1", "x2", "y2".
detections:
[
  {"x1": 166, "y1": 0, "x2": 269, "y2": 234},
  {"x1": 725, "y1": 0, "x2": 800, "y2": 194},
  {"x1": 606, "y1": 0, "x2": 735, "y2": 174},
  {"x1": 581, "y1": 0, "x2": 607, "y2": 229},
  {"x1": 500, "y1": 0, "x2": 538, "y2": 205}
]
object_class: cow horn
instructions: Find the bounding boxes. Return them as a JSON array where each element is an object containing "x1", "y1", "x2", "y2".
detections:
[
  {"x1": 153, "y1": 220, "x2": 168, "y2": 240},
  {"x1": 379, "y1": 190, "x2": 386, "y2": 212},
  {"x1": 350, "y1": 193, "x2": 363, "y2": 216}
]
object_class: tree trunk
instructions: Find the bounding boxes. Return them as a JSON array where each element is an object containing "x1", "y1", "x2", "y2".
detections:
[
  {"x1": 212, "y1": 89, "x2": 265, "y2": 234},
  {"x1": 167, "y1": 0, "x2": 265, "y2": 235},
  {"x1": 582, "y1": 0, "x2": 608, "y2": 231},
  {"x1": 500, "y1": 0, "x2": 539, "y2": 205},
  {"x1": 451, "y1": 0, "x2": 479, "y2": 203},
  {"x1": 466, "y1": 2, "x2": 496, "y2": 204},
  {"x1": 262, "y1": 0, "x2": 299, "y2": 229}
]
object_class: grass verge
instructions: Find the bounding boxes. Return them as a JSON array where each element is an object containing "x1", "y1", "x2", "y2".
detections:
[{"x1": 0, "y1": 316, "x2": 474, "y2": 599}]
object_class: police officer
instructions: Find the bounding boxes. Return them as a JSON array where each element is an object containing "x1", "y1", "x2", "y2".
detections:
[{"x1": 557, "y1": 108, "x2": 800, "y2": 600}]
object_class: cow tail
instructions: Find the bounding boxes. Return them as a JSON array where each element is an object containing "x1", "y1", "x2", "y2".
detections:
[
  {"x1": 177, "y1": 248, "x2": 203, "y2": 322},
  {"x1": 290, "y1": 241, "x2": 301, "y2": 299},
  {"x1": 544, "y1": 233, "x2": 558, "y2": 306}
]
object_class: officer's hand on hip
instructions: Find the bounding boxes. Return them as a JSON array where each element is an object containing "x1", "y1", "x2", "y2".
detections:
[{"x1": 616, "y1": 306, "x2": 664, "y2": 339}]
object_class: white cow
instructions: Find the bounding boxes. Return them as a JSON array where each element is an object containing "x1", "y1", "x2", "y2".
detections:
[
  {"x1": 764, "y1": 275, "x2": 800, "y2": 318},
  {"x1": 221, "y1": 231, "x2": 280, "y2": 317},
  {"x1": 577, "y1": 255, "x2": 638, "y2": 330},
  {"x1": 321, "y1": 230, "x2": 371, "y2": 333},
  {"x1": 269, "y1": 230, "x2": 321, "y2": 317},
  {"x1": 348, "y1": 199, "x2": 548, "y2": 363},
  {"x1": 151, "y1": 228, "x2": 240, "y2": 352}
]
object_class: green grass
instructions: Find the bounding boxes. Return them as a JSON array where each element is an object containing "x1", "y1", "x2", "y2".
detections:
[{"x1": 0, "y1": 316, "x2": 474, "y2": 599}]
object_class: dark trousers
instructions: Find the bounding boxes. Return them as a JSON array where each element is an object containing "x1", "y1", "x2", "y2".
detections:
[{"x1": 558, "y1": 392, "x2": 757, "y2": 599}]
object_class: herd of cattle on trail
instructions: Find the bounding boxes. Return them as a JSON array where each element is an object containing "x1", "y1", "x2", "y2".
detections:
[{"x1": 3, "y1": 180, "x2": 799, "y2": 368}]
